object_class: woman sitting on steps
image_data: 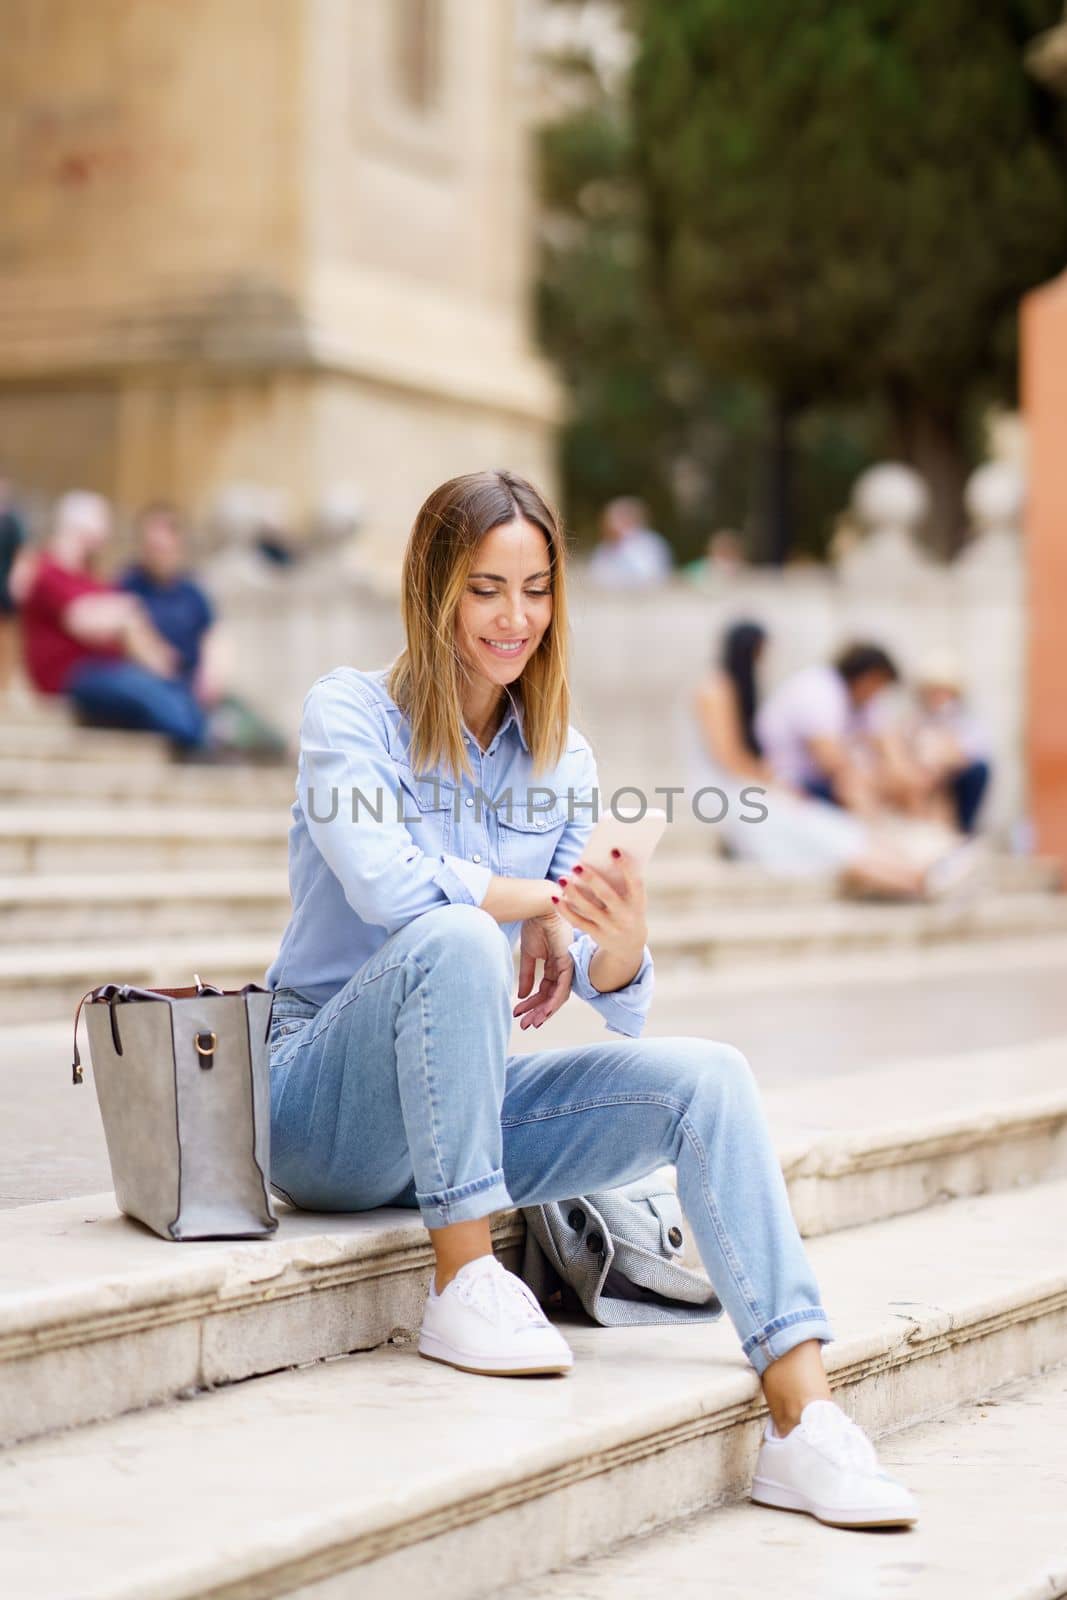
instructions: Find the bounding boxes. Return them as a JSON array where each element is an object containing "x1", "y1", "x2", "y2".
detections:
[{"x1": 264, "y1": 468, "x2": 917, "y2": 1532}]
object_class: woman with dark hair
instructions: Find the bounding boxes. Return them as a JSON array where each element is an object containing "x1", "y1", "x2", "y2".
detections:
[
  {"x1": 264, "y1": 472, "x2": 916, "y2": 1530},
  {"x1": 721, "y1": 620, "x2": 767, "y2": 761},
  {"x1": 689, "y1": 620, "x2": 953, "y2": 896}
]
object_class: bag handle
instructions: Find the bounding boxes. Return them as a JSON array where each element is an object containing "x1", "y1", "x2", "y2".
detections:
[{"x1": 71, "y1": 978, "x2": 273, "y2": 1085}]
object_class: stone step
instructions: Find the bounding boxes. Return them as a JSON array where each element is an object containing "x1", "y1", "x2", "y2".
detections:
[
  {"x1": 0, "y1": 856, "x2": 1052, "y2": 945},
  {"x1": 0, "y1": 869, "x2": 291, "y2": 944},
  {"x1": 0, "y1": 756, "x2": 294, "y2": 806},
  {"x1": 6, "y1": 894, "x2": 1067, "y2": 1018},
  {"x1": 650, "y1": 852, "x2": 1063, "y2": 903},
  {"x1": 2, "y1": 1180, "x2": 1065, "y2": 1599},
  {"x1": 500, "y1": 1363, "x2": 1067, "y2": 1600},
  {"x1": 0, "y1": 693, "x2": 73, "y2": 725},
  {"x1": 762, "y1": 1034, "x2": 1067, "y2": 1239},
  {"x1": 647, "y1": 891, "x2": 1067, "y2": 966},
  {"x1": 4, "y1": 1035, "x2": 1064, "y2": 1446},
  {"x1": 0, "y1": 722, "x2": 173, "y2": 765},
  {"x1": 0, "y1": 806, "x2": 288, "y2": 873},
  {"x1": 0, "y1": 933, "x2": 275, "y2": 1021}
]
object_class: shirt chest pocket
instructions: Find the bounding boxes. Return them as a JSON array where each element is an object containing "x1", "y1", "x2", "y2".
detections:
[
  {"x1": 495, "y1": 804, "x2": 569, "y2": 878},
  {"x1": 396, "y1": 765, "x2": 454, "y2": 854}
]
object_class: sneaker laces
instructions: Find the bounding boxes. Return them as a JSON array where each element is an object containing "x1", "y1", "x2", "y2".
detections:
[
  {"x1": 798, "y1": 1403, "x2": 880, "y2": 1475},
  {"x1": 454, "y1": 1258, "x2": 550, "y2": 1333}
]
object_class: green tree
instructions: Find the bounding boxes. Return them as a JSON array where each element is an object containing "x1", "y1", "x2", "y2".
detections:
[
  {"x1": 630, "y1": 0, "x2": 1067, "y2": 555},
  {"x1": 536, "y1": 43, "x2": 871, "y2": 560}
]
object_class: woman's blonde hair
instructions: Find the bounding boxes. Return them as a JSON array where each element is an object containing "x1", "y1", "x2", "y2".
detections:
[{"x1": 386, "y1": 469, "x2": 571, "y2": 781}]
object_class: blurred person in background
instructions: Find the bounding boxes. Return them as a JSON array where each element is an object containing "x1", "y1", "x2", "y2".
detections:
[
  {"x1": 755, "y1": 643, "x2": 924, "y2": 817},
  {"x1": 20, "y1": 491, "x2": 207, "y2": 749},
  {"x1": 587, "y1": 496, "x2": 673, "y2": 589},
  {"x1": 119, "y1": 501, "x2": 288, "y2": 763},
  {"x1": 689, "y1": 622, "x2": 976, "y2": 897},
  {"x1": 0, "y1": 474, "x2": 30, "y2": 699},
  {"x1": 119, "y1": 502, "x2": 218, "y2": 694},
  {"x1": 907, "y1": 649, "x2": 992, "y2": 835},
  {"x1": 682, "y1": 528, "x2": 748, "y2": 588}
]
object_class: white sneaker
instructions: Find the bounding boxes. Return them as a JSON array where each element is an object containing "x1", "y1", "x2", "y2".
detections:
[
  {"x1": 418, "y1": 1254, "x2": 574, "y2": 1377},
  {"x1": 751, "y1": 1400, "x2": 918, "y2": 1529}
]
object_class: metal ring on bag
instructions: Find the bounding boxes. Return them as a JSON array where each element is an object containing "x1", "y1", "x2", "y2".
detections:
[{"x1": 194, "y1": 1031, "x2": 217, "y2": 1069}]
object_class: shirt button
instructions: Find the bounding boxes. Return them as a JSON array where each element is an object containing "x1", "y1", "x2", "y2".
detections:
[
  {"x1": 472, "y1": 853, "x2": 482, "y2": 864},
  {"x1": 464, "y1": 796, "x2": 474, "y2": 807}
]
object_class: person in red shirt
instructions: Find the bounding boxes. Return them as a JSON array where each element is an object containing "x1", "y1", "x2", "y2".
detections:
[{"x1": 21, "y1": 491, "x2": 206, "y2": 748}]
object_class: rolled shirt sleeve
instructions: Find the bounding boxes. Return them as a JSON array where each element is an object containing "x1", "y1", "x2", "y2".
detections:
[
  {"x1": 299, "y1": 675, "x2": 492, "y2": 934},
  {"x1": 548, "y1": 738, "x2": 655, "y2": 1038}
]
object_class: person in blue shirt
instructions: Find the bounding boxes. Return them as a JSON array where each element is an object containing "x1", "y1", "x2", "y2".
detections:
[
  {"x1": 120, "y1": 502, "x2": 288, "y2": 763},
  {"x1": 264, "y1": 468, "x2": 916, "y2": 1530},
  {"x1": 118, "y1": 503, "x2": 215, "y2": 686}
]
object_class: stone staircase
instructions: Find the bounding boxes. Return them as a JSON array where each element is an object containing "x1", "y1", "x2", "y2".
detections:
[
  {"x1": 2, "y1": 707, "x2": 1066, "y2": 1598},
  {"x1": 3, "y1": 1176, "x2": 1066, "y2": 1598},
  {"x1": 0, "y1": 716, "x2": 1062, "y2": 1018}
]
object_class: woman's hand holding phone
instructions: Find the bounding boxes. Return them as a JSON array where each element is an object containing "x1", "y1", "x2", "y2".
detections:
[{"x1": 552, "y1": 847, "x2": 649, "y2": 970}]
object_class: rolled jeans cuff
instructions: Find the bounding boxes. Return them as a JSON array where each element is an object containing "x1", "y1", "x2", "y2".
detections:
[
  {"x1": 415, "y1": 1167, "x2": 513, "y2": 1230},
  {"x1": 741, "y1": 1308, "x2": 835, "y2": 1377}
]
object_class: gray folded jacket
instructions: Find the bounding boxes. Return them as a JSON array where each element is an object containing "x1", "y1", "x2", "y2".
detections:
[{"x1": 520, "y1": 1171, "x2": 723, "y2": 1327}]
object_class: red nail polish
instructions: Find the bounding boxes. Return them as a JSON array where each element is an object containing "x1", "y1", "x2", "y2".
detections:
[
  {"x1": 558, "y1": 877, "x2": 568, "y2": 886},
  {"x1": 573, "y1": 865, "x2": 583, "y2": 874},
  {"x1": 611, "y1": 848, "x2": 621, "y2": 859},
  {"x1": 551, "y1": 895, "x2": 559, "y2": 903}
]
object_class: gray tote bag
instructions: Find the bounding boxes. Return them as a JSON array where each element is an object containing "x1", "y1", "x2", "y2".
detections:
[{"x1": 72, "y1": 978, "x2": 278, "y2": 1241}]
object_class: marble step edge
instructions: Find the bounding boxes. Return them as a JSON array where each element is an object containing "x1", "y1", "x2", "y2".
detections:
[
  {"x1": 0, "y1": 760, "x2": 294, "y2": 796},
  {"x1": 0, "y1": 869, "x2": 292, "y2": 907},
  {"x1": 0, "y1": 727, "x2": 171, "y2": 762},
  {"x1": 781, "y1": 1088, "x2": 1067, "y2": 1237},
  {"x1": 0, "y1": 1203, "x2": 525, "y2": 1448},
  {"x1": 0, "y1": 934, "x2": 275, "y2": 983},
  {"x1": 7, "y1": 936, "x2": 1067, "y2": 1029},
  {"x1": 0, "y1": 865, "x2": 1054, "y2": 911},
  {"x1": 650, "y1": 855, "x2": 1062, "y2": 898},
  {"x1": 4, "y1": 1181, "x2": 1067, "y2": 1600},
  {"x1": 0, "y1": 806, "x2": 289, "y2": 839},
  {"x1": 646, "y1": 892, "x2": 1067, "y2": 946},
  {"x1": 497, "y1": 1365, "x2": 1067, "y2": 1600},
  {"x1": 6, "y1": 1080, "x2": 1065, "y2": 1350},
  {"x1": 3, "y1": 1073, "x2": 1066, "y2": 1446},
  {"x1": 0, "y1": 1205, "x2": 526, "y2": 1349},
  {"x1": 4, "y1": 898, "x2": 1067, "y2": 985}
]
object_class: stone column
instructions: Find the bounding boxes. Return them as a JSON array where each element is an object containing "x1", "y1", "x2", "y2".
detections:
[{"x1": 1021, "y1": 272, "x2": 1067, "y2": 864}]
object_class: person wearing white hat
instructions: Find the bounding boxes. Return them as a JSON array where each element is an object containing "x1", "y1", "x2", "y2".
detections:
[{"x1": 911, "y1": 650, "x2": 991, "y2": 834}]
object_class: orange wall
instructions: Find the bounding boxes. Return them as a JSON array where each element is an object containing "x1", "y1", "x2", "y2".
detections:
[{"x1": 1022, "y1": 270, "x2": 1067, "y2": 865}]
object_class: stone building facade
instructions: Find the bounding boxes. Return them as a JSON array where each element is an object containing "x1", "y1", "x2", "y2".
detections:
[{"x1": 0, "y1": 0, "x2": 560, "y2": 563}]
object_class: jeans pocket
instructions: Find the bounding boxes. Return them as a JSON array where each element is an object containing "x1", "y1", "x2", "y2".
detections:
[
  {"x1": 269, "y1": 1015, "x2": 312, "y2": 1064},
  {"x1": 272, "y1": 1018, "x2": 307, "y2": 1040}
]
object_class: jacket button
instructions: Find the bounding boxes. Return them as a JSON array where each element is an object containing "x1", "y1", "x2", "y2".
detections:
[
  {"x1": 668, "y1": 1225, "x2": 683, "y2": 1248},
  {"x1": 586, "y1": 1230, "x2": 604, "y2": 1254},
  {"x1": 568, "y1": 1207, "x2": 586, "y2": 1232}
]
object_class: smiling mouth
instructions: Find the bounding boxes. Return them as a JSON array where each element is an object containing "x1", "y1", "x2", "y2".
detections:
[{"x1": 480, "y1": 638, "x2": 528, "y2": 654}]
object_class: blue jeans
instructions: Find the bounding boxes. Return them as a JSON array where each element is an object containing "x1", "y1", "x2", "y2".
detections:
[
  {"x1": 950, "y1": 759, "x2": 990, "y2": 834},
  {"x1": 65, "y1": 659, "x2": 207, "y2": 747},
  {"x1": 268, "y1": 904, "x2": 833, "y2": 1376}
]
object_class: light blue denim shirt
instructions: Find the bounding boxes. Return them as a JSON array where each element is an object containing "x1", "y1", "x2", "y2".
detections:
[{"x1": 265, "y1": 665, "x2": 654, "y2": 1036}]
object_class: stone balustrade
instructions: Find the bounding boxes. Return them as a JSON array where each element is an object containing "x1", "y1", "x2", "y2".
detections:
[{"x1": 204, "y1": 459, "x2": 1027, "y2": 839}]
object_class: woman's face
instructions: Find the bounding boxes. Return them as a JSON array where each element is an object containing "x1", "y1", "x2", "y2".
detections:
[{"x1": 455, "y1": 517, "x2": 553, "y2": 688}]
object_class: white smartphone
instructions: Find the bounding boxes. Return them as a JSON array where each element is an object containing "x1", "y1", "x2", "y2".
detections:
[{"x1": 578, "y1": 806, "x2": 667, "y2": 878}]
